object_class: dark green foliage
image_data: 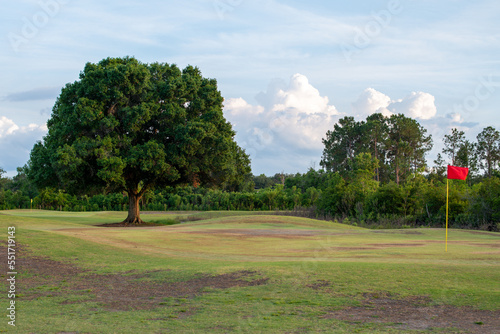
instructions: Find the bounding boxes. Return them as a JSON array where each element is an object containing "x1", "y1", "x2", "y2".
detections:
[
  {"x1": 469, "y1": 173, "x2": 500, "y2": 230},
  {"x1": 443, "y1": 128, "x2": 466, "y2": 165},
  {"x1": 27, "y1": 57, "x2": 249, "y2": 224},
  {"x1": 0, "y1": 166, "x2": 35, "y2": 210},
  {"x1": 320, "y1": 113, "x2": 432, "y2": 184},
  {"x1": 385, "y1": 114, "x2": 432, "y2": 184},
  {"x1": 0, "y1": 167, "x2": 8, "y2": 189},
  {"x1": 254, "y1": 173, "x2": 287, "y2": 189},
  {"x1": 316, "y1": 172, "x2": 346, "y2": 216},
  {"x1": 366, "y1": 182, "x2": 403, "y2": 216},
  {"x1": 320, "y1": 116, "x2": 362, "y2": 176},
  {"x1": 284, "y1": 168, "x2": 329, "y2": 192},
  {"x1": 362, "y1": 113, "x2": 388, "y2": 182},
  {"x1": 476, "y1": 126, "x2": 500, "y2": 177},
  {"x1": 222, "y1": 145, "x2": 254, "y2": 192}
]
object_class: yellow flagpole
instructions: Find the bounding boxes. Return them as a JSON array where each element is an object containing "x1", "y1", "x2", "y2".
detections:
[{"x1": 446, "y1": 179, "x2": 449, "y2": 252}]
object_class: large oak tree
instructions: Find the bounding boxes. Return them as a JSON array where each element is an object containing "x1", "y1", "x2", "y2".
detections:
[{"x1": 28, "y1": 57, "x2": 250, "y2": 224}]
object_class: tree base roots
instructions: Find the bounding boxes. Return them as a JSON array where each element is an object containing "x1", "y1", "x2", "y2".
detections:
[{"x1": 122, "y1": 217, "x2": 145, "y2": 225}]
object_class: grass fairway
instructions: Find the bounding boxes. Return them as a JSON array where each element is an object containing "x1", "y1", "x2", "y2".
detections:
[{"x1": 0, "y1": 210, "x2": 499, "y2": 333}]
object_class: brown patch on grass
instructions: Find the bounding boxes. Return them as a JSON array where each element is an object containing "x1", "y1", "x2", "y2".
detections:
[
  {"x1": 366, "y1": 243, "x2": 425, "y2": 248},
  {"x1": 371, "y1": 230, "x2": 424, "y2": 235},
  {"x1": 469, "y1": 243, "x2": 500, "y2": 248},
  {"x1": 327, "y1": 297, "x2": 500, "y2": 333},
  {"x1": 416, "y1": 240, "x2": 487, "y2": 244},
  {"x1": 461, "y1": 231, "x2": 500, "y2": 237},
  {"x1": 414, "y1": 240, "x2": 500, "y2": 250},
  {"x1": 71, "y1": 270, "x2": 267, "y2": 311},
  {"x1": 4, "y1": 245, "x2": 267, "y2": 312},
  {"x1": 328, "y1": 247, "x2": 378, "y2": 251},
  {"x1": 306, "y1": 279, "x2": 331, "y2": 290},
  {"x1": 181, "y1": 229, "x2": 350, "y2": 238},
  {"x1": 310, "y1": 282, "x2": 500, "y2": 333},
  {"x1": 308, "y1": 244, "x2": 425, "y2": 251}
]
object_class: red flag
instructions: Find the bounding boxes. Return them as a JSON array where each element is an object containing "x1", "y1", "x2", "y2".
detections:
[{"x1": 447, "y1": 165, "x2": 469, "y2": 180}]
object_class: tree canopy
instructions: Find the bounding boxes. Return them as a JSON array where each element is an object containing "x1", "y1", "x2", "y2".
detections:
[
  {"x1": 320, "y1": 113, "x2": 432, "y2": 184},
  {"x1": 28, "y1": 57, "x2": 250, "y2": 224}
]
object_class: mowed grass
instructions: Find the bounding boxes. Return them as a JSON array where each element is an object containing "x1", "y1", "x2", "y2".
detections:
[{"x1": 0, "y1": 210, "x2": 499, "y2": 333}]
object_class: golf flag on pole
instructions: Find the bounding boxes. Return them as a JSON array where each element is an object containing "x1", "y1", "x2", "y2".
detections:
[
  {"x1": 447, "y1": 165, "x2": 469, "y2": 180},
  {"x1": 445, "y1": 165, "x2": 469, "y2": 252}
]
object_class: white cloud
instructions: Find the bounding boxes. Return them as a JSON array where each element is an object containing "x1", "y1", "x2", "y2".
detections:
[
  {"x1": 352, "y1": 88, "x2": 392, "y2": 117},
  {"x1": 0, "y1": 116, "x2": 20, "y2": 137},
  {"x1": 224, "y1": 74, "x2": 339, "y2": 174},
  {"x1": 0, "y1": 116, "x2": 47, "y2": 175},
  {"x1": 272, "y1": 74, "x2": 338, "y2": 115},
  {"x1": 447, "y1": 112, "x2": 464, "y2": 124},
  {"x1": 224, "y1": 97, "x2": 264, "y2": 125},
  {"x1": 352, "y1": 88, "x2": 437, "y2": 120},
  {"x1": 390, "y1": 91, "x2": 437, "y2": 120}
]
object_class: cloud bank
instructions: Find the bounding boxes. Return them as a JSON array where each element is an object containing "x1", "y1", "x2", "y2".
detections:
[
  {"x1": 224, "y1": 74, "x2": 340, "y2": 174},
  {"x1": 352, "y1": 88, "x2": 437, "y2": 120},
  {"x1": 225, "y1": 76, "x2": 465, "y2": 175}
]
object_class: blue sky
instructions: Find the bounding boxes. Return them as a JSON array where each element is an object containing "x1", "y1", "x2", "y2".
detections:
[{"x1": 1, "y1": 0, "x2": 499, "y2": 176}]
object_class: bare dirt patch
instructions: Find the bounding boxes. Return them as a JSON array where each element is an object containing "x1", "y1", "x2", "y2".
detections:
[
  {"x1": 309, "y1": 282, "x2": 500, "y2": 334},
  {"x1": 326, "y1": 297, "x2": 500, "y2": 333},
  {"x1": 3, "y1": 245, "x2": 267, "y2": 312}
]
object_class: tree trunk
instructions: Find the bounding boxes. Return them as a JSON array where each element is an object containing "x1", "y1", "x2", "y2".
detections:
[
  {"x1": 374, "y1": 139, "x2": 379, "y2": 182},
  {"x1": 396, "y1": 164, "x2": 400, "y2": 185},
  {"x1": 123, "y1": 191, "x2": 144, "y2": 225}
]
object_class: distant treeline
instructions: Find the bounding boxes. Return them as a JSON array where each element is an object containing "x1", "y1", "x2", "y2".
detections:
[
  {"x1": 1, "y1": 119, "x2": 499, "y2": 231},
  {"x1": 1, "y1": 165, "x2": 499, "y2": 231}
]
